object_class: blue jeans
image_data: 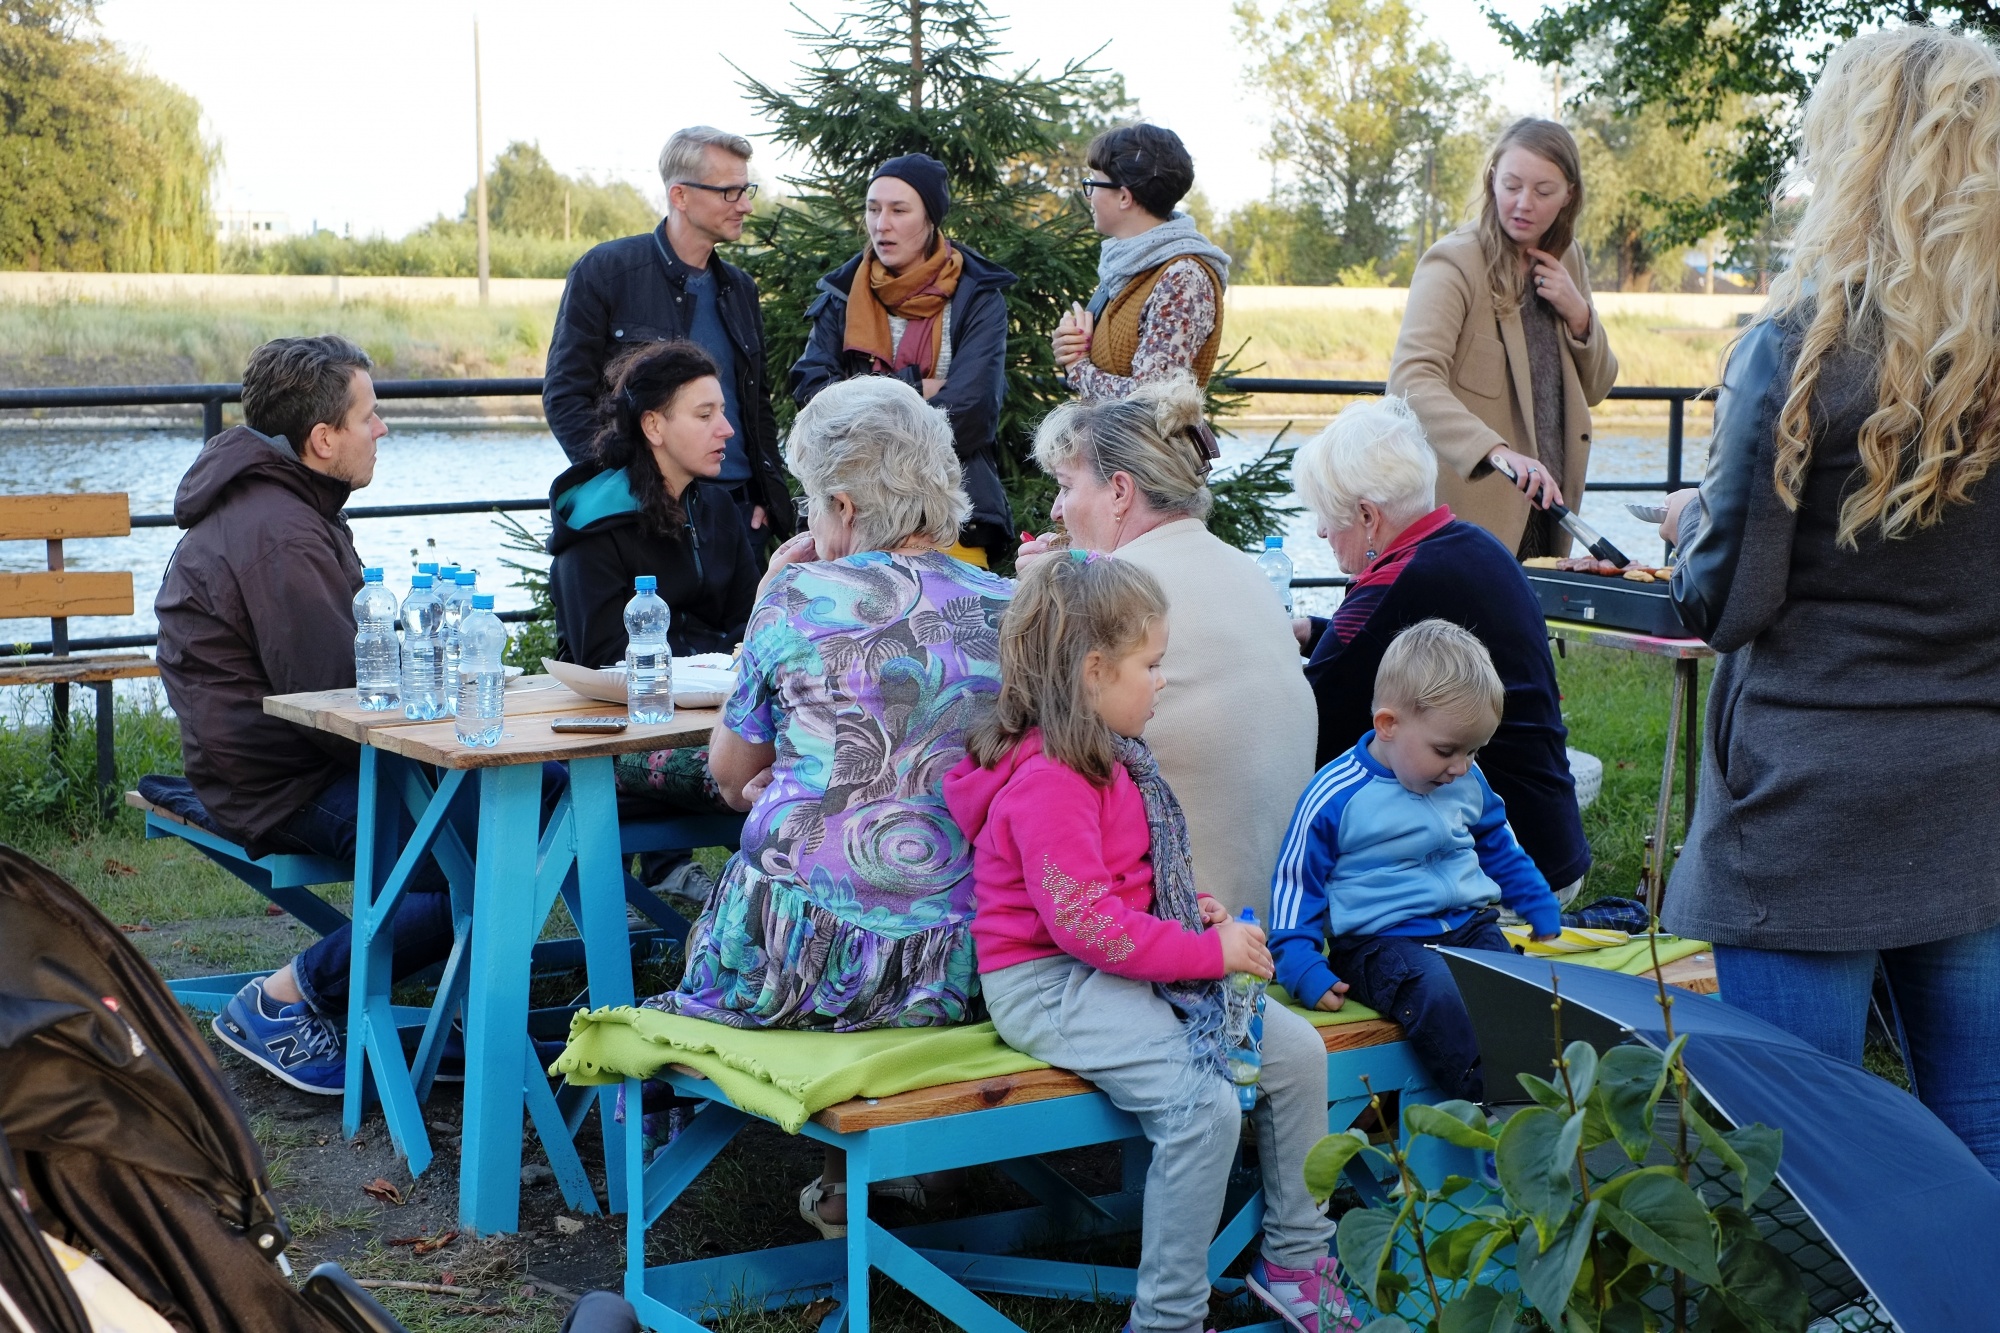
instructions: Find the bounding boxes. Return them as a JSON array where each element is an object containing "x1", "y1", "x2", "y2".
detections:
[
  {"x1": 1324, "y1": 909, "x2": 1512, "y2": 1103},
  {"x1": 1716, "y1": 921, "x2": 2000, "y2": 1179},
  {"x1": 281, "y1": 765, "x2": 568, "y2": 1019}
]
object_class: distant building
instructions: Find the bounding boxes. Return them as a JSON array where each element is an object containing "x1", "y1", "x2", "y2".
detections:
[{"x1": 215, "y1": 210, "x2": 290, "y2": 246}]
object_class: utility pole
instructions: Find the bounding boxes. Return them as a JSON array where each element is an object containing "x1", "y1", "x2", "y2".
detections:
[
  {"x1": 474, "y1": 18, "x2": 490, "y2": 307},
  {"x1": 908, "y1": 0, "x2": 924, "y2": 114},
  {"x1": 1551, "y1": 69, "x2": 1563, "y2": 119}
]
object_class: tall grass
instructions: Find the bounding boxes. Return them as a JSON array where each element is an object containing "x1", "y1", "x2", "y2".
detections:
[{"x1": 0, "y1": 296, "x2": 558, "y2": 389}]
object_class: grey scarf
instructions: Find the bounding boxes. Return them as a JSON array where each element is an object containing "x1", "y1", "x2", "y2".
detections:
[
  {"x1": 1115, "y1": 736, "x2": 1257, "y2": 1084},
  {"x1": 1087, "y1": 214, "x2": 1233, "y2": 317}
]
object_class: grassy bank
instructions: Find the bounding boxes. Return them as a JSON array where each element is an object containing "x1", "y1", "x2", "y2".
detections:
[{"x1": 0, "y1": 296, "x2": 1730, "y2": 406}]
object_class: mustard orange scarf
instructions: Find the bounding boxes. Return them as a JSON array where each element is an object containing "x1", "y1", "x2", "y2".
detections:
[{"x1": 842, "y1": 240, "x2": 964, "y2": 377}]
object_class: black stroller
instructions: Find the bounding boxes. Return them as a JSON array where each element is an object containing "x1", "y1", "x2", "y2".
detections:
[{"x1": 0, "y1": 843, "x2": 633, "y2": 1333}]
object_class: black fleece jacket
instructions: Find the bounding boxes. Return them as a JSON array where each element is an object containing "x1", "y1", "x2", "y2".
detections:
[
  {"x1": 543, "y1": 222, "x2": 795, "y2": 538},
  {"x1": 155, "y1": 426, "x2": 363, "y2": 853},
  {"x1": 546, "y1": 460, "x2": 759, "y2": 669}
]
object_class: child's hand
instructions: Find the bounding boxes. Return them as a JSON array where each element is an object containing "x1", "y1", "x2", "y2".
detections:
[
  {"x1": 1197, "y1": 896, "x2": 1228, "y2": 926},
  {"x1": 1216, "y1": 919, "x2": 1272, "y2": 979},
  {"x1": 1315, "y1": 982, "x2": 1351, "y2": 1012}
]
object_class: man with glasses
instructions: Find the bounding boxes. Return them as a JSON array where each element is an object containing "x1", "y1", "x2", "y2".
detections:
[{"x1": 543, "y1": 125, "x2": 794, "y2": 542}]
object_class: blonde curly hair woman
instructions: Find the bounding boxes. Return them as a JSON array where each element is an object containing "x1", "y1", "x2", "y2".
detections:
[{"x1": 1660, "y1": 25, "x2": 2000, "y2": 1175}]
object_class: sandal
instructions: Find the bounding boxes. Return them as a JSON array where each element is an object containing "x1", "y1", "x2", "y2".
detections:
[
  {"x1": 798, "y1": 1175, "x2": 930, "y2": 1240},
  {"x1": 799, "y1": 1176, "x2": 847, "y2": 1239}
]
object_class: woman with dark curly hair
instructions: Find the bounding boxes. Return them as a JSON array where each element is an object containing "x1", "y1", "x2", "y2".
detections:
[{"x1": 546, "y1": 340, "x2": 760, "y2": 902}]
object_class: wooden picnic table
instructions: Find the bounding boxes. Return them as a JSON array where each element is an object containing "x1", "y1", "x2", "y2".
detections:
[
  {"x1": 1546, "y1": 619, "x2": 1716, "y2": 916},
  {"x1": 265, "y1": 675, "x2": 721, "y2": 1235}
]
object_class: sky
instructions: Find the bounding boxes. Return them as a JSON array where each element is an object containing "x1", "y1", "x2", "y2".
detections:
[{"x1": 97, "y1": 0, "x2": 1557, "y2": 240}]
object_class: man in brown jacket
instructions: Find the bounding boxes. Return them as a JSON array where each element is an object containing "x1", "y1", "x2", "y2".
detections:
[{"x1": 156, "y1": 335, "x2": 432, "y2": 1094}]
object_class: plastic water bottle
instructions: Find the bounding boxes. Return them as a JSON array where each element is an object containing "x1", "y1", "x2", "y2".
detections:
[
  {"x1": 352, "y1": 568, "x2": 401, "y2": 710},
  {"x1": 623, "y1": 575, "x2": 674, "y2": 723},
  {"x1": 399, "y1": 573, "x2": 446, "y2": 720},
  {"x1": 1224, "y1": 907, "x2": 1269, "y2": 1111},
  {"x1": 1255, "y1": 536, "x2": 1295, "y2": 616},
  {"x1": 439, "y1": 568, "x2": 474, "y2": 714},
  {"x1": 454, "y1": 593, "x2": 506, "y2": 747}
]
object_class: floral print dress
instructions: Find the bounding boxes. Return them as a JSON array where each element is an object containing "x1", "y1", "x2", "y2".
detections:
[{"x1": 645, "y1": 550, "x2": 1012, "y2": 1030}]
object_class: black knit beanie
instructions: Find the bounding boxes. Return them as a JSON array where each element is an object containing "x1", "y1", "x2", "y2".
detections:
[{"x1": 871, "y1": 153, "x2": 951, "y2": 225}]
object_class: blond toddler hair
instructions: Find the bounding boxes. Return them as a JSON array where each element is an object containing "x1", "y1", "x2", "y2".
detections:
[{"x1": 1371, "y1": 619, "x2": 1503, "y2": 727}]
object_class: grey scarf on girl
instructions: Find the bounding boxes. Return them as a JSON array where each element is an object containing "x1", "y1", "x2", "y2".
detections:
[
  {"x1": 1086, "y1": 213, "x2": 1234, "y2": 317},
  {"x1": 1115, "y1": 736, "x2": 1256, "y2": 1085}
]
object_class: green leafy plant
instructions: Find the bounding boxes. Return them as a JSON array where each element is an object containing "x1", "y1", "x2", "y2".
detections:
[
  {"x1": 1305, "y1": 975, "x2": 1807, "y2": 1333},
  {"x1": 493, "y1": 512, "x2": 559, "y2": 670}
]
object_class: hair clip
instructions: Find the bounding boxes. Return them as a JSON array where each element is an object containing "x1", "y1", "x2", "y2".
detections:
[
  {"x1": 1185, "y1": 420, "x2": 1220, "y2": 474},
  {"x1": 1068, "y1": 548, "x2": 1094, "y2": 565}
]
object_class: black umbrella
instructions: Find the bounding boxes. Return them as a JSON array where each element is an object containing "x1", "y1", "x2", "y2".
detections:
[{"x1": 1442, "y1": 947, "x2": 2000, "y2": 1332}]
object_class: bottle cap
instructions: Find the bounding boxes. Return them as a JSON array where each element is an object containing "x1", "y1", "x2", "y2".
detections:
[
  {"x1": 634, "y1": 575, "x2": 657, "y2": 592},
  {"x1": 472, "y1": 594, "x2": 495, "y2": 610},
  {"x1": 1237, "y1": 907, "x2": 1259, "y2": 925},
  {"x1": 438, "y1": 564, "x2": 459, "y2": 577},
  {"x1": 417, "y1": 562, "x2": 438, "y2": 575},
  {"x1": 363, "y1": 567, "x2": 383, "y2": 581},
  {"x1": 456, "y1": 571, "x2": 477, "y2": 585},
  {"x1": 1264, "y1": 536, "x2": 1283, "y2": 549},
  {"x1": 412, "y1": 573, "x2": 433, "y2": 588}
]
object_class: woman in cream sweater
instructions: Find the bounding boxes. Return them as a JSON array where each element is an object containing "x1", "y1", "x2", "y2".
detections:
[
  {"x1": 1016, "y1": 378, "x2": 1315, "y2": 918},
  {"x1": 1388, "y1": 118, "x2": 1618, "y2": 556}
]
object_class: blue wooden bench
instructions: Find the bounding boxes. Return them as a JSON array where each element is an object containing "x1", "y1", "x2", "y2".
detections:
[{"x1": 616, "y1": 1016, "x2": 1469, "y2": 1333}]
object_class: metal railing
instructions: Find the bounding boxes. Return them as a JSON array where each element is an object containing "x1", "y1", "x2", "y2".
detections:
[{"x1": 0, "y1": 373, "x2": 1709, "y2": 655}]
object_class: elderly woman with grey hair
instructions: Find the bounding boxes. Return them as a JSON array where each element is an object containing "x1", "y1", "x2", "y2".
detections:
[
  {"x1": 1292, "y1": 395, "x2": 1589, "y2": 897},
  {"x1": 1017, "y1": 376, "x2": 1317, "y2": 919},
  {"x1": 646, "y1": 374, "x2": 1011, "y2": 1231}
]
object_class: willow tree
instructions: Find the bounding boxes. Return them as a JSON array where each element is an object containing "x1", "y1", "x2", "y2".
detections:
[
  {"x1": 0, "y1": 0, "x2": 217, "y2": 271},
  {"x1": 740, "y1": 0, "x2": 1295, "y2": 550}
]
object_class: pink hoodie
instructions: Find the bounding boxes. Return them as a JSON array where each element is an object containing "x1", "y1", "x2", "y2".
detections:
[{"x1": 944, "y1": 728, "x2": 1225, "y2": 983}]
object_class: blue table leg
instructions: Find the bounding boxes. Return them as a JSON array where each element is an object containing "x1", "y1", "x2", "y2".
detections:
[
  {"x1": 848, "y1": 1137, "x2": 871, "y2": 1333},
  {"x1": 459, "y1": 762, "x2": 543, "y2": 1234},
  {"x1": 569, "y1": 755, "x2": 636, "y2": 1212}
]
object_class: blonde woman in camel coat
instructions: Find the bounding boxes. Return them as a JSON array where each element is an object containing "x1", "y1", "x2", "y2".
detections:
[{"x1": 1389, "y1": 119, "x2": 1618, "y2": 556}]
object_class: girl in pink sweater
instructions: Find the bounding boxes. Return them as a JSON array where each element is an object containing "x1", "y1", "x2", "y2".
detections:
[{"x1": 944, "y1": 553, "x2": 1355, "y2": 1333}]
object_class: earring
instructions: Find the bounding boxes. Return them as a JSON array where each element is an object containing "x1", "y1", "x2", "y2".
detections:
[{"x1": 1366, "y1": 548, "x2": 1378, "y2": 561}]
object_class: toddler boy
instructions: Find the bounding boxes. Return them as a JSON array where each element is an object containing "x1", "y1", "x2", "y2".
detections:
[{"x1": 1268, "y1": 618, "x2": 1560, "y2": 1102}]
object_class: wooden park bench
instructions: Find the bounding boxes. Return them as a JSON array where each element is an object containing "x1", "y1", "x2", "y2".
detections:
[{"x1": 0, "y1": 493, "x2": 159, "y2": 815}]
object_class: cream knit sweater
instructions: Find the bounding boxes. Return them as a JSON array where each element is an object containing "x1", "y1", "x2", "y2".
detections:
[{"x1": 1113, "y1": 518, "x2": 1318, "y2": 919}]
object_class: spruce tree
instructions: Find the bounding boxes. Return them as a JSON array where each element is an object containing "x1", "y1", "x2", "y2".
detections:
[{"x1": 740, "y1": 0, "x2": 1295, "y2": 551}]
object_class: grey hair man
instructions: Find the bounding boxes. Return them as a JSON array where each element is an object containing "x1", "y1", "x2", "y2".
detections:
[{"x1": 542, "y1": 126, "x2": 793, "y2": 542}]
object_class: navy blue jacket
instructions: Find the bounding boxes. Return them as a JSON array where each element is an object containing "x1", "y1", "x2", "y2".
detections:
[
  {"x1": 789, "y1": 244, "x2": 1017, "y2": 553},
  {"x1": 1302, "y1": 519, "x2": 1591, "y2": 890},
  {"x1": 546, "y1": 461, "x2": 759, "y2": 668},
  {"x1": 543, "y1": 222, "x2": 795, "y2": 537}
]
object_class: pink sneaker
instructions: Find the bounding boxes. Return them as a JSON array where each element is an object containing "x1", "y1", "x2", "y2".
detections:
[{"x1": 1244, "y1": 1255, "x2": 1361, "y2": 1333}]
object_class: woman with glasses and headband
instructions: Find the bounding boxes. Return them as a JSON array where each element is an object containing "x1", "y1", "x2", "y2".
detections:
[
  {"x1": 646, "y1": 376, "x2": 1011, "y2": 1233},
  {"x1": 1054, "y1": 123, "x2": 1233, "y2": 402},
  {"x1": 790, "y1": 153, "x2": 1018, "y2": 565},
  {"x1": 546, "y1": 339, "x2": 761, "y2": 907}
]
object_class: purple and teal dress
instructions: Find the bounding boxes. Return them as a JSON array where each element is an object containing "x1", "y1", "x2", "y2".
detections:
[{"x1": 644, "y1": 550, "x2": 1011, "y2": 1030}]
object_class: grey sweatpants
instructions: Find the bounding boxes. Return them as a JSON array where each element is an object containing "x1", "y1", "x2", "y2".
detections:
[{"x1": 983, "y1": 954, "x2": 1336, "y2": 1333}]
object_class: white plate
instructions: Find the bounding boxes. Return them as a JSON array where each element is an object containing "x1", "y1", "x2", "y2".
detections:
[{"x1": 539, "y1": 656, "x2": 735, "y2": 709}]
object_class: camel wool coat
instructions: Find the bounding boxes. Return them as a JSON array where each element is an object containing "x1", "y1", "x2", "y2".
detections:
[{"x1": 1388, "y1": 228, "x2": 1618, "y2": 554}]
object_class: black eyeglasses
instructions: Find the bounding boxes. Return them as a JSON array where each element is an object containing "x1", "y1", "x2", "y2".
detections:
[
  {"x1": 1080, "y1": 179, "x2": 1121, "y2": 195},
  {"x1": 680, "y1": 181, "x2": 760, "y2": 204}
]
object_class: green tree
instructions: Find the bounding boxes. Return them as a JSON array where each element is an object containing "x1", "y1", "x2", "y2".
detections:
[
  {"x1": 1572, "y1": 100, "x2": 1734, "y2": 291},
  {"x1": 465, "y1": 141, "x2": 657, "y2": 241},
  {"x1": 1487, "y1": 0, "x2": 2000, "y2": 245},
  {"x1": 0, "y1": 0, "x2": 217, "y2": 271},
  {"x1": 1235, "y1": 0, "x2": 1487, "y2": 279}
]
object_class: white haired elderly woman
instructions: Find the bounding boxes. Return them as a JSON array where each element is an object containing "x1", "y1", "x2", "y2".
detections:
[
  {"x1": 1018, "y1": 376, "x2": 1318, "y2": 919},
  {"x1": 648, "y1": 375, "x2": 1012, "y2": 1231},
  {"x1": 1293, "y1": 395, "x2": 1590, "y2": 898}
]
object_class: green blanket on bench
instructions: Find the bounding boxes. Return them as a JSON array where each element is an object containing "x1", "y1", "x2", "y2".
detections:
[{"x1": 551, "y1": 937, "x2": 1709, "y2": 1134}]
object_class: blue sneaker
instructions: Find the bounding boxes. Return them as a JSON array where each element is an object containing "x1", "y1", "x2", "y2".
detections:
[{"x1": 212, "y1": 977, "x2": 345, "y2": 1095}]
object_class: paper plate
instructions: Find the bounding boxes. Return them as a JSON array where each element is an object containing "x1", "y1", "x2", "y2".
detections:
[{"x1": 540, "y1": 657, "x2": 735, "y2": 709}]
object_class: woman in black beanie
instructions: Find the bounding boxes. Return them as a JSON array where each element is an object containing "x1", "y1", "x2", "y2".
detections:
[{"x1": 789, "y1": 152, "x2": 1019, "y2": 565}]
